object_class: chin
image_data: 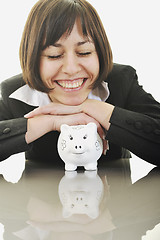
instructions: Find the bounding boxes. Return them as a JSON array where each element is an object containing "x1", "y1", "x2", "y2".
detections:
[
  {"x1": 64, "y1": 100, "x2": 83, "y2": 106},
  {"x1": 61, "y1": 97, "x2": 86, "y2": 106}
]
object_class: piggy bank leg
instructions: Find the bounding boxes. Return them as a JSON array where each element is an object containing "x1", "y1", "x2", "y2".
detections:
[
  {"x1": 65, "y1": 163, "x2": 77, "y2": 171},
  {"x1": 85, "y1": 163, "x2": 97, "y2": 171}
]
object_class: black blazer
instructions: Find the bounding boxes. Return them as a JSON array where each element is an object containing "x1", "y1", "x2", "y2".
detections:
[{"x1": 0, "y1": 64, "x2": 160, "y2": 165}]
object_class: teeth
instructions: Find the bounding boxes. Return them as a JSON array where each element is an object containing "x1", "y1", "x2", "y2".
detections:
[{"x1": 57, "y1": 79, "x2": 84, "y2": 89}]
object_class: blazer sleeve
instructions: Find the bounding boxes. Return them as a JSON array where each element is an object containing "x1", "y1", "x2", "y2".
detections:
[
  {"x1": 0, "y1": 82, "x2": 30, "y2": 161},
  {"x1": 106, "y1": 67, "x2": 160, "y2": 165}
]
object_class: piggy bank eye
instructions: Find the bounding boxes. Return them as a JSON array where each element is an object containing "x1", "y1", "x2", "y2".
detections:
[
  {"x1": 83, "y1": 134, "x2": 87, "y2": 139},
  {"x1": 69, "y1": 135, "x2": 73, "y2": 140}
]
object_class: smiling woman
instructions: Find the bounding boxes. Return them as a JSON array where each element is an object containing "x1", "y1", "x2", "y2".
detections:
[
  {"x1": 0, "y1": 0, "x2": 160, "y2": 165},
  {"x1": 19, "y1": 0, "x2": 112, "y2": 93},
  {"x1": 39, "y1": 21, "x2": 100, "y2": 105}
]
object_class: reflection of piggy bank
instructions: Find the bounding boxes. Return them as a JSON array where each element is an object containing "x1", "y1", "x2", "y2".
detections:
[
  {"x1": 58, "y1": 171, "x2": 104, "y2": 219},
  {"x1": 57, "y1": 123, "x2": 103, "y2": 171}
]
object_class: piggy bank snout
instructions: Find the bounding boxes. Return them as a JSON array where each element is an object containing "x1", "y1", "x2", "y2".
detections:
[
  {"x1": 72, "y1": 192, "x2": 85, "y2": 202},
  {"x1": 72, "y1": 143, "x2": 86, "y2": 153},
  {"x1": 75, "y1": 145, "x2": 82, "y2": 150}
]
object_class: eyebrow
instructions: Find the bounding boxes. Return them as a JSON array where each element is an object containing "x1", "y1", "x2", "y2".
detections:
[
  {"x1": 53, "y1": 40, "x2": 93, "y2": 47},
  {"x1": 77, "y1": 40, "x2": 93, "y2": 46}
]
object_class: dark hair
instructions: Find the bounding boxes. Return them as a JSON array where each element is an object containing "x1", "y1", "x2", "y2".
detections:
[{"x1": 19, "y1": 0, "x2": 113, "y2": 93}]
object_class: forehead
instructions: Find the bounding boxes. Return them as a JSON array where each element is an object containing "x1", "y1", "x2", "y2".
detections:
[
  {"x1": 55, "y1": 21, "x2": 93, "y2": 45},
  {"x1": 42, "y1": 17, "x2": 94, "y2": 50}
]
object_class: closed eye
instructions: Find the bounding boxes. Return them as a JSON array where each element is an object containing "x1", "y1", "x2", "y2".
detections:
[
  {"x1": 77, "y1": 52, "x2": 92, "y2": 56},
  {"x1": 47, "y1": 54, "x2": 63, "y2": 59}
]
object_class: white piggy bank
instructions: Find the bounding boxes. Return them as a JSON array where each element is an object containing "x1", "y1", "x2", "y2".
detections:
[
  {"x1": 58, "y1": 171, "x2": 104, "y2": 219},
  {"x1": 57, "y1": 122, "x2": 103, "y2": 171}
]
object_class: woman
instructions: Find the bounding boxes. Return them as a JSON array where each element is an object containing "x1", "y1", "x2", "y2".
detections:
[{"x1": 0, "y1": 0, "x2": 160, "y2": 165}]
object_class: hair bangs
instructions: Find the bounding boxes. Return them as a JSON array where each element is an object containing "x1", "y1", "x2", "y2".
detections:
[{"x1": 42, "y1": 0, "x2": 90, "y2": 49}]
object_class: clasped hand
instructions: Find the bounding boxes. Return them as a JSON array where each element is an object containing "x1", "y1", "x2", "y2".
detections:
[{"x1": 25, "y1": 99, "x2": 114, "y2": 154}]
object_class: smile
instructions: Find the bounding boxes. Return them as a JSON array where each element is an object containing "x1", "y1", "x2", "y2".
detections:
[{"x1": 56, "y1": 78, "x2": 87, "y2": 90}]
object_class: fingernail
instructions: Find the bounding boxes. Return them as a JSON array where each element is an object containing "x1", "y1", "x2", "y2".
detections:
[
  {"x1": 104, "y1": 149, "x2": 107, "y2": 155},
  {"x1": 24, "y1": 113, "x2": 31, "y2": 118},
  {"x1": 107, "y1": 143, "x2": 109, "y2": 150}
]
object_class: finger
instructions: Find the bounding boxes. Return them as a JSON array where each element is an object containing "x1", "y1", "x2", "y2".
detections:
[
  {"x1": 25, "y1": 104, "x2": 60, "y2": 118},
  {"x1": 24, "y1": 104, "x2": 82, "y2": 118},
  {"x1": 54, "y1": 113, "x2": 98, "y2": 131},
  {"x1": 96, "y1": 125, "x2": 106, "y2": 140},
  {"x1": 24, "y1": 105, "x2": 61, "y2": 118},
  {"x1": 24, "y1": 107, "x2": 43, "y2": 118},
  {"x1": 103, "y1": 139, "x2": 108, "y2": 155},
  {"x1": 96, "y1": 126, "x2": 108, "y2": 155}
]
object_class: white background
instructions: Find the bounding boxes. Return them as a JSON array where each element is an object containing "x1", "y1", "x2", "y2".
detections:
[
  {"x1": 0, "y1": 0, "x2": 160, "y2": 101},
  {"x1": 0, "y1": 1, "x2": 160, "y2": 239}
]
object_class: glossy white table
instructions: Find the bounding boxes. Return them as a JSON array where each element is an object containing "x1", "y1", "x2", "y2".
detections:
[{"x1": 0, "y1": 154, "x2": 159, "y2": 240}]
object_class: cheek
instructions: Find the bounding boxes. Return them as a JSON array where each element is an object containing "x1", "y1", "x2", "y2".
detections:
[
  {"x1": 93, "y1": 55, "x2": 100, "y2": 74},
  {"x1": 39, "y1": 60, "x2": 58, "y2": 80},
  {"x1": 85, "y1": 55, "x2": 99, "y2": 77},
  {"x1": 39, "y1": 60, "x2": 48, "y2": 80}
]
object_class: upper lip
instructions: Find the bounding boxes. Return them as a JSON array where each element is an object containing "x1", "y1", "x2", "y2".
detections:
[{"x1": 55, "y1": 77, "x2": 87, "y2": 81}]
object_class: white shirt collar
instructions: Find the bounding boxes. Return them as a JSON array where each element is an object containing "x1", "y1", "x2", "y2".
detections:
[{"x1": 9, "y1": 81, "x2": 110, "y2": 107}]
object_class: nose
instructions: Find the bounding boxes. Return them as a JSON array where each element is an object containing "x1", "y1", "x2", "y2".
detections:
[
  {"x1": 62, "y1": 53, "x2": 81, "y2": 75},
  {"x1": 75, "y1": 145, "x2": 82, "y2": 149}
]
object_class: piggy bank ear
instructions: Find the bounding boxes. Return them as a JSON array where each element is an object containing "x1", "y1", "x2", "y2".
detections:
[
  {"x1": 87, "y1": 122, "x2": 97, "y2": 131},
  {"x1": 60, "y1": 124, "x2": 69, "y2": 132}
]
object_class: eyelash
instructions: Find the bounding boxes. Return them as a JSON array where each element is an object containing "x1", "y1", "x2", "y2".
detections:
[
  {"x1": 47, "y1": 55, "x2": 62, "y2": 59},
  {"x1": 78, "y1": 52, "x2": 92, "y2": 56},
  {"x1": 47, "y1": 52, "x2": 92, "y2": 60}
]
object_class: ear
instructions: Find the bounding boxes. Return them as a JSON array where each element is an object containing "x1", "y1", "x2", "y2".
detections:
[
  {"x1": 60, "y1": 124, "x2": 69, "y2": 132},
  {"x1": 87, "y1": 122, "x2": 97, "y2": 132}
]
